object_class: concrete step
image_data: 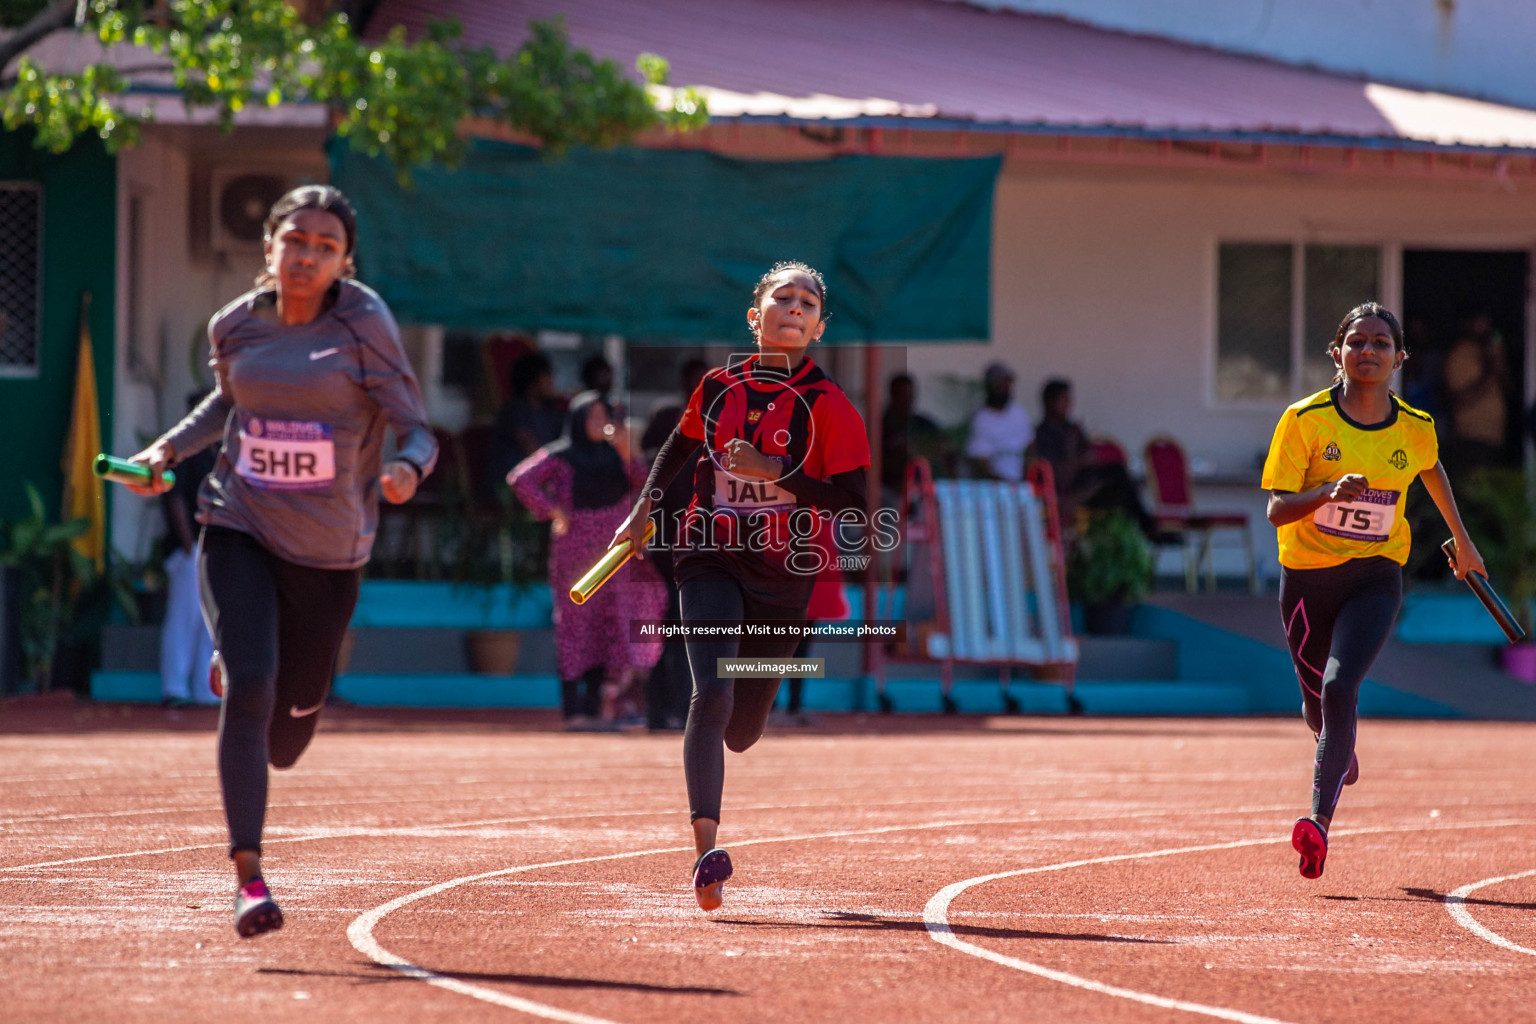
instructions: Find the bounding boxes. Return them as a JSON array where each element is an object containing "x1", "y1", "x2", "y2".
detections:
[
  {"x1": 1146, "y1": 591, "x2": 1536, "y2": 721},
  {"x1": 106, "y1": 625, "x2": 1179, "y2": 683},
  {"x1": 90, "y1": 668, "x2": 1250, "y2": 716}
]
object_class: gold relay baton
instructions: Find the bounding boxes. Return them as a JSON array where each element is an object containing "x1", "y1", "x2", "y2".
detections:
[
  {"x1": 570, "y1": 519, "x2": 656, "y2": 605},
  {"x1": 94, "y1": 454, "x2": 176, "y2": 489}
]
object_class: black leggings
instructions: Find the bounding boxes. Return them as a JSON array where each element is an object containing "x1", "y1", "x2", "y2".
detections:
[
  {"x1": 200, "y1": 526, "x2": 360, "y2": 856},
  {"x1": 680, "y1": 579, "x2": 805, "y2": 822},
  {"x1": 1279, "y1": 557, "x2": 1402, "y2": 821}
]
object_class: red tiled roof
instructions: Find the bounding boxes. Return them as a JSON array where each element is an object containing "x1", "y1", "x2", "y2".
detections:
[{"x1": 366, "y1": 0, "x2": 1536, "y2": 149}]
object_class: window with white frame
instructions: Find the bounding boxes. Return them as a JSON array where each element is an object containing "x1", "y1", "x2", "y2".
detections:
[
  {"x1": 0, "y1": 183, "x2": 42, "y2": 377},
  {"x1": 1216, "y1": 242, "x2": 1381, "y2": 402}
]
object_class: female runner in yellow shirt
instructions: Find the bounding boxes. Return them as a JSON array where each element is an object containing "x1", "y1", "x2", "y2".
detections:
[{"x1": 1261, "y1": 302, "x2": 1484, "y2": 880}]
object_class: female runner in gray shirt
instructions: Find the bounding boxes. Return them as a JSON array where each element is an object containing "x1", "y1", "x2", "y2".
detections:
[{"x1": 127, "y1": 186, "x2": 437, "y2": 938}]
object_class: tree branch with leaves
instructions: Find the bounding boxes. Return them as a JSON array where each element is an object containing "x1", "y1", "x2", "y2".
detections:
[{"x1": 1, "y1": 0, "x2": 706, "y2": 168}]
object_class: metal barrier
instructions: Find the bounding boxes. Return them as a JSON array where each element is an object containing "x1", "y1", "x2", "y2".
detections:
[{"x1": 871, "y1": 458, "x2": 1079, "y2": 713}]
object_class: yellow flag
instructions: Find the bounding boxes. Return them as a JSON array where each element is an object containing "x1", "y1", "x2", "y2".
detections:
[{"x1": 61, "y1": 292, "x2": 105, "y2": 572}]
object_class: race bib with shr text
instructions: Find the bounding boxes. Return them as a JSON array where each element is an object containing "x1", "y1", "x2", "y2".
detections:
[
  {"x1": 1313, "y1": 488, "x2": 1400, "y2": 543},
  {"x1": 235, "y1": 417, "x2": 335, "y2": 491}
]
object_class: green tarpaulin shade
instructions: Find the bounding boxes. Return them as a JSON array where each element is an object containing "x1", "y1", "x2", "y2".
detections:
[{"x1": 330, "y1": 139, "x2": 998, "y2": 343}]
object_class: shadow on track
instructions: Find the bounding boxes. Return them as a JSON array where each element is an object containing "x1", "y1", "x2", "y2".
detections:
[
  {"x1": 1317, "y1": 888, "x2": 1536, "y2": 912},
  {"x1": 711, "y1": 910, "x2": 1169, "y2": 943},
  {"x1": 258, "y1": 964, "x2": 738, "y2": 995},
  {"x1": 1404, "y1": 886, "x2": 1536, "y2": 911}
]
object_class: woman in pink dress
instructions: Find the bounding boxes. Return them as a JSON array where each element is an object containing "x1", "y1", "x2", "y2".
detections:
[{"x1": 509, "y1": 390, "x2": 667, "y2": 727}]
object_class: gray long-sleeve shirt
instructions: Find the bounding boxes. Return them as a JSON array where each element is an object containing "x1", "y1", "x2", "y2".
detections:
[{"x1": 160, "y1": 279, "x2": 438, "y2": 569}]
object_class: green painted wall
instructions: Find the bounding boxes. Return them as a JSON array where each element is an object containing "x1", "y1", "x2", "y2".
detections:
[{"x1": 0, "y1": 132, "x2": 116, "y2": 524}]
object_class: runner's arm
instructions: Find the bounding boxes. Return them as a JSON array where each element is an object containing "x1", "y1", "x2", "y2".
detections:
[
  {"x1": 775, "y1": 467, "x2": 867, "y2": 517},
  {"x1": 158, "y1": 376, "x2": 233, "y2": 465},
  {"x1": 1418, "y1": 461, "x2": 1485, "y2": 581},
  {"x1": 1266, "y1": 475, "x2": 1368, "y2": 527},
  {"x1": 641, "y1": 427, "x2": 704, "y2": 499},
  {"x1": 353, "y1": 307, "x2": 438, "y2": 479}
]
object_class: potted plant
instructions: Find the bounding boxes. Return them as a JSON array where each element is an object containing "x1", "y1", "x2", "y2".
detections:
[
  {"x1": 1067, "y1": 507, "x2": 1155, "y2": 635},
  {"x1": 1463, "y1": 468, "x2": 1536, "y2": 681},
  {"x1": 462, "y1": 488, "x2": 543, "y2": 675},
  {"x1": 0, "y1": 483, "x2": 136, "y2": 692}
]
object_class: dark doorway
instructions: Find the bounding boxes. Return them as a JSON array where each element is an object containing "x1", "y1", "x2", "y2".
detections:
[{"x1": 1400, "y1": 249, "x2": 1527, "y2": 470}]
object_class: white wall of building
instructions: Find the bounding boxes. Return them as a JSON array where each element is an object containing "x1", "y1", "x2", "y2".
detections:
[
  {"x1": 111, "y1": 126, "x2": 1536, "y2": 581},
  {"x1": 904, "y1": 158, "x2": 1536, "y2": 577},
  {"x1": 952, "y1": 0, "x2": 1536, "y2": 110}
]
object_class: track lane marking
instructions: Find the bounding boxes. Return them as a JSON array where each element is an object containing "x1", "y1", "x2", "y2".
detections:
[
  {"x1": 347, "y1": 820, "x2": 998, "y2": 1024},
  {"x1": 925, "y1": 819, "x2": 1536, "y2": 1024},
  {"x1": 1446, "y1": 868, "x2": 1536, "y2": 956},
  {"x1": 0, "y1": 800, "x2": 1297, "y2": 873},
  {"x1": 337, "y1": 806, "x2": 1330, "y2": 1023}
]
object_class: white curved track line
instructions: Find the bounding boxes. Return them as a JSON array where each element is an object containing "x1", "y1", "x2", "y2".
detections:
[
  {"x1": 925, "y1": 819, "x2": 1536, "y2": 1024},
  {"x1": 1446, "y1": 868, "x2": 1536, "y2": 957},
  {"x1": 926, "y1": 834, "x2": 1296, "y2": 1024},
  {"x1": 347, "y1": 819, "x2": 999, "y2": 1024}
]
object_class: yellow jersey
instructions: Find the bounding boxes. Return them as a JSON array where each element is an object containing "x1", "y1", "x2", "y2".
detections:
[{"x1": 1261, "y1": 387, "x2": 1439, "y2": 570}]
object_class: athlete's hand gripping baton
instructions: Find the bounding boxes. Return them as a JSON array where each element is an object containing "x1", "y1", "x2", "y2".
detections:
[
  {"x1": 570, "y1": 519, "x2": 656, "y2": 605},
  {"x1": 94, "y1": 454, "x2": 175, "y2": 490},
  {"x1": 1443, "y1": 538, "x2": 1526, "y2": 644}
]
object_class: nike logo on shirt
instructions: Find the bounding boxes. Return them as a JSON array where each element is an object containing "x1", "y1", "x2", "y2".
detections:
[
  {"x1": 289, "y1": 701, "x2": 325, "y2": 718},
  {"x1": 309, "y1": 347, "x2": 342, "y2": 361}
]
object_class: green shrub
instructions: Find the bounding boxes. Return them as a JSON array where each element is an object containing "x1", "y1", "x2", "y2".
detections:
[{"x1": 1067, "y1": 508, "x2": 1154, "y2": 606}]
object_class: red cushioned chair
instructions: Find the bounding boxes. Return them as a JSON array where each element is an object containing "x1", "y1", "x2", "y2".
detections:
[
  {"x1": 1089, "y1": 435, "x2": 1129, "y2": 468},
  {"x1": 1143, "y1": 435, "x2": 1257, "y2": 593}
]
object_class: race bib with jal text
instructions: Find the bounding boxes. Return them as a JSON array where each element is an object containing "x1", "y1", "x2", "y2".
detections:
[{"x1": 713, "y1": 451, "x2": 793, "y2": 515}]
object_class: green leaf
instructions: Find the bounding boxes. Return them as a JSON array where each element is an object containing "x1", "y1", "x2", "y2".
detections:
[{"x1": 3, "y1": 2, "x2": 706, "y2": 170}]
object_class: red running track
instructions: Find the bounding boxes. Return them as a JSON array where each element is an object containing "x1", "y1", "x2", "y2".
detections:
[{"x1": 2, "y1": 694, "x2": 1535, "y2": 1023}]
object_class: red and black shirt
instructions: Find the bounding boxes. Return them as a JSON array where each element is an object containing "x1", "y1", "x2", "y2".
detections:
[{"x1": 645, "y1": 355, "x2": 870, "y2": 608}]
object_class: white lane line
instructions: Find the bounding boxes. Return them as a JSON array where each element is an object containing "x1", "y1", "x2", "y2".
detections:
[
  {"x1": 0, "y1": 810, "x2": 678, "y2": 873},
  {"x1": 339, "y1": 806, "x2": 1312, "y2": 1024},
  {"x1": 0, "y1": 790, "x2": 1073, "y2": 829},
  {"x1": 347, "y1": 819, "x2": 1029, "y2": 1024},
  {"x1": 926, "y1": 834, "x2": 1296, "y2": 1024},
  {"x1": 0, "y1": 799, "x2": 1298, "y2": 873},
  {"x1": 925, "y1": 819, "x2": 1536, "y2": 1024},
  {"x1": 1446, "y1": 868, "x2": 1536, "y2": 957}
]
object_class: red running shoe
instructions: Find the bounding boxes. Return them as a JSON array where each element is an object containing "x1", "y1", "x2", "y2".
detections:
[
  {"x1": 1291, "y1": 818, "x2": 1328, "y2": 880},
  {"x1": 233, "y1": 877, "x2": 284, "y2": 938},
  {"x1": 692, "y1": 848, "x2": 733, "y2": 912}
]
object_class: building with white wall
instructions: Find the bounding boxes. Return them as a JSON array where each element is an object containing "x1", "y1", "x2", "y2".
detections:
[{"x1": 13, "y1": 0, "x2": 1536, "y2": 586}]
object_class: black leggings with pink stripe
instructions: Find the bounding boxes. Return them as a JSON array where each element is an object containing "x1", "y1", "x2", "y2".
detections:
[{"x1": 1279, "y1": 556, "x2": 1402, "y2": 821}]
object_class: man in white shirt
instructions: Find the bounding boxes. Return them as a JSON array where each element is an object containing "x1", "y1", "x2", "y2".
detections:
[{"x1": 965, "y1": 362, "x2": 1033, "y2": 483}]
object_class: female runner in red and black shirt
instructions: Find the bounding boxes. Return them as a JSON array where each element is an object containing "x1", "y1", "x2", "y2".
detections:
[{"x1": 619, "y1": 261, "x2": 870, "y2": 912}]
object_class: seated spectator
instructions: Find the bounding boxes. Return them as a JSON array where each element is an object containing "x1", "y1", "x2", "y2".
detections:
[
  {"x1": 1034, "y1": 377, "x2": 1156, "y2": 538},
  {"x1": 642, "y1": 358, "x2": 708, "y2": 455},
  {"x1": 964, "y1": 362, "x2": 1032, "y2": 482},
  {"x1": 1443, "y1": 312, "x2": 1513, "y2": 471},
  {"x1": 581, "y1": 354, "x2": 615, "y2": 406},
  {"x1": 880, "y1": 373, "x2": 944, "y2": 497},
  {"x1": 487, "y1": 351, "x2": 564, "y2": 494}
]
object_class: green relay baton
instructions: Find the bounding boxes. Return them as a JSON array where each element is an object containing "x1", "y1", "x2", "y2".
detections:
[{"x1": 93, "y1": 454, "x2": 175, "y2": 490}]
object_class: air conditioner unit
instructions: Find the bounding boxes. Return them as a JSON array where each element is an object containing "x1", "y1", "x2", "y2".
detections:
[{"x1": 208, "y1": 167, "x2": 299, "y2": 255}]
